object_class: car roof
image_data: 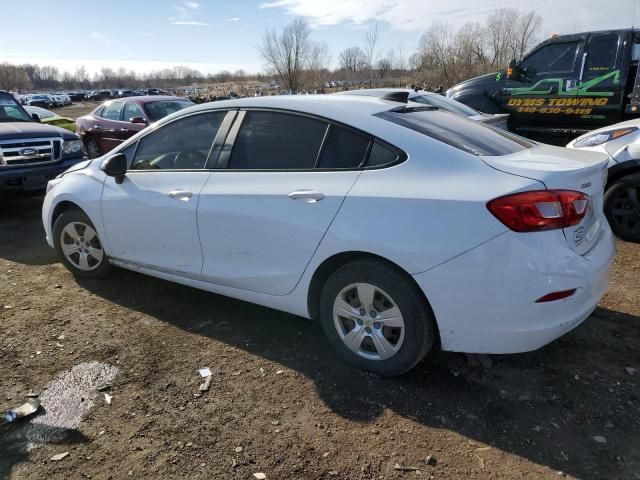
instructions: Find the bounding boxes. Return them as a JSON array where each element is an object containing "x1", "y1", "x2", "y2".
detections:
[
  {"x1": 154, "y1": 94, "x2": 432, "y2": 147},
  {"x1": 106, "y1": 95, "x2": 184, "y2": 105},
  {"x1": 336, "y1": 88, "x2": 442, "y2": 99},
  {"x1": 186, "y1": 94, "x2": 407, "y2": 118}
]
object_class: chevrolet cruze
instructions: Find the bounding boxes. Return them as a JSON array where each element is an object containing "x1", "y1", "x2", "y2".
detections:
[{"x1": 42, "y1": 94, "x2": 615, "y2": 376}]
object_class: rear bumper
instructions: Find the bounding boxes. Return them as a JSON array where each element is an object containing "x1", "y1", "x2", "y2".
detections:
[
  {"x1": 413, "y1": 225, "x2": 615, "y2": 354},
  {"x1": 0, "y1": 158, "x2": 85, "y2": 199}
]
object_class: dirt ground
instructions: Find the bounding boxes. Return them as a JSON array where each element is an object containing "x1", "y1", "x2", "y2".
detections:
[
  {"x1": 52, "y1": 102, "x2": 101, "y2": 119},
  {"x1": 0, "y1": 198, "x2": 639, "y2": 480}
]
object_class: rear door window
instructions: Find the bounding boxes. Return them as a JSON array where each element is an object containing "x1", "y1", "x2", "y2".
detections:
[
  {"x1": 316, "y1": 125, "x2": 370, "y2": 169},
  {"x1": 366, "y1": 141, "x2": 399, "y2": 167},
  {"x1": 123, "y1": 102, "x2": 145, "y2": 122},
  {"x1": 584, "y1": 34, "x2": 620, "y2": 79},
  {"x1": 228, "y1": 111, "x2": 327, "y2": 170},
  {"x1": 376, "y1": 108, "x2": 533, "y2": 156},
  {"x1": 101, "y1": 102, "x2": 124, "y2": 121}
]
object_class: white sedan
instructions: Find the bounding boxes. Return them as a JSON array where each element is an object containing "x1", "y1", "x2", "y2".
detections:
[{"x1": 42, "y1": 94, "x2": 615, "y2": 376}]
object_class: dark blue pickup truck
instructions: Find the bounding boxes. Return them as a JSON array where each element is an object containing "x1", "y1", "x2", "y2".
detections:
[{"x1": 0, "y1": 90, "x2": 87, "y2": 199}]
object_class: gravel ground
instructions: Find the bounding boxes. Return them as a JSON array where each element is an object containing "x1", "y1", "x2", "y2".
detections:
[{"x1": 0, "y1": 197, "x2": 639, "y2": 480}]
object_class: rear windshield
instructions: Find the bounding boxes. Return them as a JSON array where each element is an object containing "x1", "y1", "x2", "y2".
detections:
[
  {"x1": 376, "y1": 108, "x2": 534, "y2": 156},
  {"x1": 145, "y1": 100, "x2": 194, "y2": 122},
  {"x1": 412, "y1": 94, "x2": 479, "y2": 117}
]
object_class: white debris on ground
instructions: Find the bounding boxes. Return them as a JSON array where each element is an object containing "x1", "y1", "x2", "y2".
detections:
[{"x1": 11, "y1": 361, "x2": 119, "y2": 450}]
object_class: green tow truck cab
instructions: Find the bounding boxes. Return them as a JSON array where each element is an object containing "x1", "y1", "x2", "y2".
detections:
[{"x1": 447, "y1": 29, "x2": 640, "y2": 142}]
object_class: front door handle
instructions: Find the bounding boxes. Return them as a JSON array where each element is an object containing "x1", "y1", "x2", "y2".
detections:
[
  {"x1": 168, "y1": 190, "x2": 193, "y2": 201},
  {"x1": 288, "y1": 190, "x2": 325, "y2": 203},
  {"x1": 119, "y1": 128, "x2": 129, "y2": 132}
]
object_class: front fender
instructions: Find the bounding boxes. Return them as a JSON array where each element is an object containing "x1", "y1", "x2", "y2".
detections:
[
  {"x1": 42, "y1": 170, "x2": 107, "y2": 250},
  {"x1": 607, "y1": 159, "x2": 640, "y2": 189}
]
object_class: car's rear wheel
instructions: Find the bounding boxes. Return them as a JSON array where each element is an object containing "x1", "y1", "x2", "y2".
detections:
[
  {"x1": 604, "y1": 173, "x2": 640, "y2": 243},
  {"x1": 319, "y1": 259, "x2": 436, "y2": 376},
  {"x1": 85, "y1": 137, "x2": 101, "y2": 159},
  {"x1": 53, "y1": 209, "x2": 111, "y2": 278}
]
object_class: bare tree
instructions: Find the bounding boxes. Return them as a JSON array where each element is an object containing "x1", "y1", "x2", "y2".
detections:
[
  {"x1": 515, "y1": 11, "x2": 542, "y2": 59},
  {"x1": 0, "y1": 63, "x2": 32, "y2": 90},
  {"x1": 377, "y1": 57, "x2": 393, "y2": 79},
  {"x1": 259, "y1": 18, "x2": 311, "y2": 92},
  {"x1": 485, "y1": 8, "x2": 541, "y2": 67},
  {"x1": 339, "y1": 46, "x2": 366, "y2": 72},
  {"x1": 306, "y1": 42, "x2": 331, "y2": 91},
  {"x1": 363, "y1": 21, "x2": 379, "y2": 87}
]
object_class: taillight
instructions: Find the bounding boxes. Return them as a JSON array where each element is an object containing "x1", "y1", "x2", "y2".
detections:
[{"x1": 487, "y1": 190, "x2": 589, "y2": 232}]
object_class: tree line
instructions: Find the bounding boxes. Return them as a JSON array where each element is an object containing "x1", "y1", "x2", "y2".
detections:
[
  {"x1": 261, "y1": 8, "x2": 542, "y2": 92},
  {"x1": 0, "y1": 63, "x2": 259, "y2": 92},
  {"x1": 0, "y1": 8, "x2": 542, "y2": 93}
]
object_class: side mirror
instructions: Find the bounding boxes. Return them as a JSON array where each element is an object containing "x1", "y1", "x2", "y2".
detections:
[
  {"x1": 506, "y1": 59, "x2": 518, "y2": 80},
  {"x1": 523, "y1": 66, "x2": 537, "y2": 79},
  {"x1": 130, "y1": 116, "x2": 148, "y2": 125},
  {"x1": 101, "y1": 153, "x2": 127, "y2": 184},
  {"x1": 31, "y1": 113, "x2": 41, "y2": 122}
]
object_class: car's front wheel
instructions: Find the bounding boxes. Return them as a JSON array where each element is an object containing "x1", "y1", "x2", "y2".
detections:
[
  {"x1": 53, "y1": 209, "x2": 111, "y2": 278},
  {"x1": 604, "y1": 173, "x2": 640, "y2": 243},
  {"x1": 319, "y1": 259, "x2": 436, "y2": 376},
  {"x1": 85, "y1": 137, "x2": 101, "y2": 159}
]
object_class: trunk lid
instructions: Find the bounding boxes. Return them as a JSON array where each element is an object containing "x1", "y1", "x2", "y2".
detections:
[{"x1": 483, "y1": 145, "x2": 609, "y2": 255}]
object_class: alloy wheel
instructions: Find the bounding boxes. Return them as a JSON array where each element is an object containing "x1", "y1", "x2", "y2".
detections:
[
  {"x1": 60, "y1": 222, "x2": 104, "y2": 271},
  {"x1": 86, "y1": 139, "x2": 100, "y2": 159},
  {"x1": 332, "y1": 283, "x2": 405, "y2": 361},
  {"x1": 609, "y1": 186, "x2": 640, "y2": 237}
]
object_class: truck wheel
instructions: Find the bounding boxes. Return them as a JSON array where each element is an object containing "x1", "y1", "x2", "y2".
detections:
[
  {"x1": 604, "y1": 173, "x2": 640, "y2": 243},
  {"x1": 53, "y1": 209, "x2": 111, "y2": 278},
  {"x1": 85, "y1": 137, "x2": 101, "y2": 159},
  {"x1": 319, "y1": 259, "x2": 436, "y2": 377}
]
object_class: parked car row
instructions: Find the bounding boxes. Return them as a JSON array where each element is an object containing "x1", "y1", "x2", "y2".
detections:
[
  {"x1": 22, "y1": 93, "x2": 71, "y2": 108},
  {"x1": 14, "y1": 88, "x2": 173, "y2": 108}
]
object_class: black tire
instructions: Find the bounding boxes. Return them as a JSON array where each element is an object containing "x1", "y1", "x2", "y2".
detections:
[
  {"x1": 604, "y1": 173, "x2": 640, "y2": 243},
  {"x1": 85, "y1": 137, "x2": 101, "y2": 159},
  {"x1": 53, "y1": 208, "x2": 111, "y2": 278},
  {"x1": 319, "y1": 259, "x2": 437, "y2": 377}
]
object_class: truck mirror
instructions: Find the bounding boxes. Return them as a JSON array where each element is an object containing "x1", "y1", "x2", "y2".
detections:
[
  {"x1": 523, "y1": 66, "x2": 537, "y2": 79},
  {"x1": 506, "y1": 59, "x2": 518, "y2": 80},
  {"x1": 31, "y1": 113, "x2": 41, "y2": 122}
]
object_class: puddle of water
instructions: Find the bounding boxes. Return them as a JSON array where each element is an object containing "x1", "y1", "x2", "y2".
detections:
[{"x1": 3, "y1": 361, "x2": 119, "y2": 451}]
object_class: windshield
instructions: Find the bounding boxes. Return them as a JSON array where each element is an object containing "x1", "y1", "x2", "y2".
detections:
[
  {"x1": 412, "y1": 94, "x2": 479, "y2": 117},
  {"x1": 0, "y1": 93, "x2": 32, "y2": 122},
  {"x1": 376, "y1": 108, "x2": 534, "y2": 156},
  {"x1": 144, "y1": 100, "x2": 194, "y2": 122}
]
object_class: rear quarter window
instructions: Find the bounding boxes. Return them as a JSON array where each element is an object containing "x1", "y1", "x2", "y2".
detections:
[{"x1": 375, "y1": 109, "x2": 533, "y2": 156}]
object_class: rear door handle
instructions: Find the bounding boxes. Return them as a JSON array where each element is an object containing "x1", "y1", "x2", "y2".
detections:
[
  {"x1": 168, "y1": 190, "x2": 193, "y2": 201},
  {"x1": 92, "y1": 125, "x2": 102, "y2": 130},
  {"x1": 119, "y1": 128, "x2": 129, "y2": 132},
  {"x1": 288, "y1": 190, "x2": 325, "y2": 203}
]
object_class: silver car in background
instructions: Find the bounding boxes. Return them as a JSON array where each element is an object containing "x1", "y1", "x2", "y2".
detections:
[
  {"x1": 337, "y1": 88, "x2": 510, "y2": 130},
  {"x1": 568, "y1": 120, "x2": 640, "y2": 243}
]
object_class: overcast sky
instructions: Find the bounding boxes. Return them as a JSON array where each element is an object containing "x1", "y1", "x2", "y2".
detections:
[{"x1": 2, "y1": 0, "x2": 638, "y2": 75}]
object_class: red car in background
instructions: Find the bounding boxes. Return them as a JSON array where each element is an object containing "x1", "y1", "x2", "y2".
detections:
[{"x1": 76, "y1": 96, "x2": 194, "y2": 158}]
